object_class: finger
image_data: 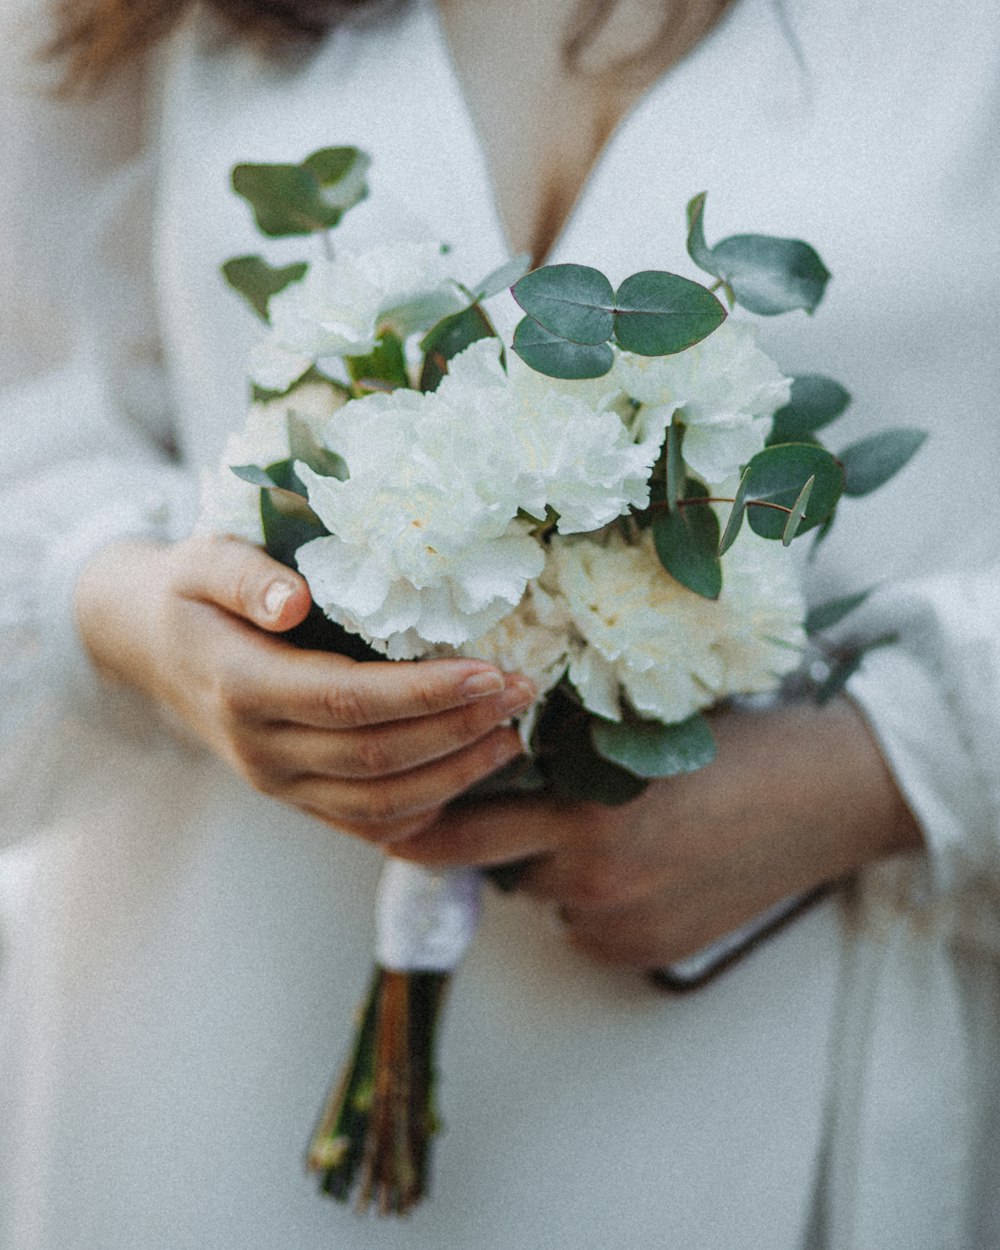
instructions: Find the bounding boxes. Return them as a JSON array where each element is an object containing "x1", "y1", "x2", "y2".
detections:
[
  {"x1": 266, "y1": 678, "x2": 536, "y2": 779},
  {"x1": 285, "y1": 727, "x2": 526, "y2": 842},
  {"x1": 236, "y1": 646, "x2": 531, "y2": 731},
  {"x1": 391, "y1": 796, "x2": 570, "y2": 868},
  {"x1": 172, "y1": 534, "x2": 312, "y2": 632}
]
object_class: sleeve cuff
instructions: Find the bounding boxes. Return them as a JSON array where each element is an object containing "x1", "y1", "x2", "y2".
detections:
[{"x1": 847, "y1": 633, "x2": 994, "y2": 899}]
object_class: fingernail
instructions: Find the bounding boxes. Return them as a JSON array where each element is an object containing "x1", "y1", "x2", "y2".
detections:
[
  {"x1": 263, "y1": 580, "x2": 294, "y2": 619},
  {"x1": 498, "y1": 679, "x2": 536, "y2": 716},
  {"x1": 461, "y1": 670, "x2": 505, "y2": 699}
]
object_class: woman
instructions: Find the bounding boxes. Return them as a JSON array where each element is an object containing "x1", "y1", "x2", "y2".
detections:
[{"x1": 0, "y1": 0, "x2": 997, "y2": 1246}]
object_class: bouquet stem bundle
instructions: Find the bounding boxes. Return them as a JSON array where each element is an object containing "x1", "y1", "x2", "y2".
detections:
[{"x1": 308, "y1": 966, "x2": 450, "y2": 1214}]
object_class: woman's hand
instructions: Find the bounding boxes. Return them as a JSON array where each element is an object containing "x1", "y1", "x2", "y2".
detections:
[
  {"x1": 392, "y1": 698, "x2": 924, "y2": 967},
  {"x1": 74, "y1": 534, "x2": 533, "y2": 842}
]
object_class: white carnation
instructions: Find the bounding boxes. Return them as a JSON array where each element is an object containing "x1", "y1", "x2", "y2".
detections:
[
  {"x1": 295, "y1": 381, "x2": 546, "y2": 657},
  {"x1": 615, "y1": 319, "x2": 791, "y2": 485},
  {"x1": 197, "y1": 381, "x2": 345, "y2": 544},
  {"x1": 501, "y1": 352, "x2": 661, "y2": 532},
  {"x1": 549, "y1": 526, "x2": 805, "y2": 724},
  {"x1": 249, "y1": 243, "x2": 462, "y2": 392},
  {"x1": 456, "y1": 582, "x2": 574, "y2": 743},
  {"x1": 434, "y1": 340, "x2": 659, "y2": 532}
]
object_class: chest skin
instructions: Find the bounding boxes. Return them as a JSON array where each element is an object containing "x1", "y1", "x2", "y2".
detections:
[{"x1": 436, "y1": 0, "x2": 732, "y2": 264}]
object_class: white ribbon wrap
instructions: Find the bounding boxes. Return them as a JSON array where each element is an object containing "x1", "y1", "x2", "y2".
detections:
[{"x1": 375, "y1": 860, "x2": 483, "y2": 973}]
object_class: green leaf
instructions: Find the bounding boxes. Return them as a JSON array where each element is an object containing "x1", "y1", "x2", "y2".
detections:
[
  {"x1": 592, "y1": 713, "x2": 717, "y2": 778},
  {"x1": 346, "y1": 332, "x2": 410, "y2": 392},
  {"x1": 814, "y1": 635, "x2": 897, "y2": 704},
  {"x1": 546, "y1": 722, "x2": 647, "y2": 805},
  {"x1": 301, "y1": 146, "x2": 370, "y2": 216},
  {"x1": 665, "y1": 419, "x2": 685, "y2": 514},
  {"x1": 260, "y1": 482, "x2": 327, "y2": 567},
  {"x1": 249, "y1": 364, "x2": 345, "y2": 405},
  {"x1": 419, "y1": 303, "x2": 498, "y2": 391},
  {"x1": 838, "y1": 428, "x2": 927, "y2": 497},
  {"x1": 612, "y1": 270, "x2": 726, "y2": 356},
  {"x1": 221, "y1": 255, "x2": 308, "y2": 320},
  {"x1": 512, "y1": 316, "x2": 614, "y2": 379},
  {"x1": 231, "y1": 463, "x2": 280, "y2": 489},
  {"x1": 717, "y1": 466, "x2": 751, "y2": 555},
  {"x1": 231, "y1": 146, "x2": 369, "y2": 237},
  {"x1": 286, "y1": 414, "x2": 348, "y2": 480},
  {"x1": 512, "y1": 264, "x2": 616, "y2": 345},
  {"x1": 472, "y1": 254, "x2": 532, "y2": 301},
  {"x1": 528, "y1": 686, "x2": 646, "y2": 804},
  {"x1": 685, "y1": 192, "x2": 830, "y2": 316},
  {"x1": 781, "y1": 475, "x2": 814, "y2": 545},
  {"x1": 653, "y1": 482, "x2": 722, "y2": 600},
  {"x1": 685, "y1": 192, "x2": 717, "y2": 275},
  {"x1": 804, "y1": 589, "x2": 873, "y2": 634},
  {"x1": 742, "y1": 443, "x2": 845, "y2": 539},
  {"x1": 710, "y1": 234, "x2": 831, "y2": 316},
  {"x1": 769, "y1": 375, "x2": 851, "y2": 444}
]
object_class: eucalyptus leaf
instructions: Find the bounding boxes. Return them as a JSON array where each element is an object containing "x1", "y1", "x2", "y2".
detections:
[
  {"x1": 231, "y1": 463, "x2": 280, "y2": 489},
  {"x1": 814, "y1": 634, "x2": 897, "y2": 704},
  {"x1": 742, "y1": 443, "x2": 844, "y2": 539},
  {"x1": 685, "y1": 192, "x2": 831, "y2": 316},
  {"x1": 260, "y1": 484, "x2": 327, "y2": 567},
  {"x1": 545, "y1": 722, "x2": 648, "y2": 804},
  {"x1": 592, "y1": 713, "x2": 717, "y2": 778},
  {"x1": 612, "y1": 270, "x2": 726, "y2": 356},
  {"x1": 653, "y1": 482, "x2": 722, "y2": 600},
  {"x1": 301, "y1": 146, "x2": 370, "y2": 215},
  {"x1": 685, "y1": 192, "x2": 716, "y2": 274},
  {"x1": 473, "y1": 254, "x2": 532, "y2": 301},
  {"x1": 805, "y1": 588, "x2": 873, "y2": 634},
  {"x1": 710, "y1": 234, "x2": 831, "y2": 316},
  {"x1": 250, "y1": 364, "x2": 344, "y2": 405},
  {"x1": 419, "y1": 303, "x2": 498, "y2": 391},
  {"x1": 838, "y1": 428, "x2": 927, "y2": 497},
  {"x1": 530, "y1": 687, "x2": 648, "y2": 804},
  {"x1": 769, "y1": 375, "x2": 851, "y2": 444},
  {"x1": 781, "y1": 475, "x2": 814, "y2": 545},
  {"x1": 665, "y1": 420, "x2": 685, "y2": 514},
  {"x1": 347, "y1": 332, "x2": 410, "y2": 392},
  {"x1": 512, "y1": 264, "x2": 616, "y2": 345},
  {"x1": 286, "y1": 414, "x2": 348, "y2": 480},
  {"x1": 231, "y1": 146, "x2": 368, "y2": 237},
  {"x1": 718, "y1": 466, "x2": 751, "y2": 556},
  {"x1": 221, "y1": 255, "x2": 308, "y2": 321},
  {"x1": 512, "y1": 316, "x2": 614, "y2": 379}
]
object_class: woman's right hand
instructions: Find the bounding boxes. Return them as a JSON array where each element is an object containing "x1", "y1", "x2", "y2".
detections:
[{"x1": 74, "y1": 534, "x2": 534, "y2": 842}]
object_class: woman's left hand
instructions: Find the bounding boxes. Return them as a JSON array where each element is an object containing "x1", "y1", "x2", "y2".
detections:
[{"x1": 392, "y1": 696, "x2": 923, "y2": 967}]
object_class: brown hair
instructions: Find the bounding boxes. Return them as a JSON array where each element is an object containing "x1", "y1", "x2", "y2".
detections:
[
  {"x1": 50, "y1": 0, "x2": 383, "y2": 91},
  {"x1": 52, "y1": 0, "x2": 733, "y2": 93}
]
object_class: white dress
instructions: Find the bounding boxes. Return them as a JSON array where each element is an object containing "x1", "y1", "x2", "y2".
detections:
[{"x1": 0, "y1": 1, "x2": 998, "y2": 1247}]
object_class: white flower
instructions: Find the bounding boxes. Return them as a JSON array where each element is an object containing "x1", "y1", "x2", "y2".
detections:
[
  {"x1": 614, "y1": 319, "x2": 791, "y2": 485},
  {"x1": 433, "y1": 340, "x2": 659, "y2": 532},
  {"x1": 249, "y1": 242, "x2": 462, "y2": 392},
  {"x1": 294, "y1": 381, "x2": 546, "y2": 657},
  {"x1": 197, "y1": 380, "x2": 345, "y2": 544},
  {"x1": 549, "y1": 526, "x2": 804, "y2": 723},
  {"x1": 455, "y1": 582, "x2": 574, "y2": 743},
  {"x1": 500, "y1": 352, "x2": 661, "y2": 532}
]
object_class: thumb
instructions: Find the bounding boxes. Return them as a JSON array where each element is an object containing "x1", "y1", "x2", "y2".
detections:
[{"x1": 175, "y1": 534, "x2": 313, "y2": 632}]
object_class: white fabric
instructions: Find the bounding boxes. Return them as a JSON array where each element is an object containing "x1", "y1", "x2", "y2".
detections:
[
  {"x1": 375, "y1": 861, "x2": 482, "y2": 971},
  {"x1": 0, "y1": 1, "x2": 997, "y2": 1247}
]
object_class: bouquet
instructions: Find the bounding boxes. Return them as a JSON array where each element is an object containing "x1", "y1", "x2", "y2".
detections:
[{"x1": 201, "y1": 147, "x2": 925, "y2": 1214}]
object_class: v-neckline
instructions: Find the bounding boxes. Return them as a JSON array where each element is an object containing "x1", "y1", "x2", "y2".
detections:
[{"x1": 424, "y1": 0, "x2": 746, "y2": 268}]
